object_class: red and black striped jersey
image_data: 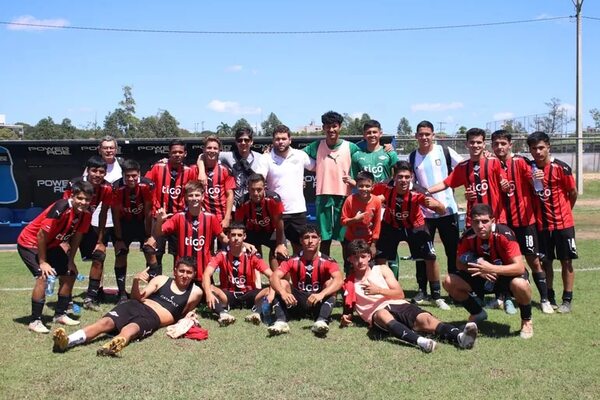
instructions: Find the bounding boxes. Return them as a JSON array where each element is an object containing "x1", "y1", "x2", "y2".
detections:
[
  {"x1": 111, "y1": 177, "x2": 154, "y2": 222},
  {"x1": 234, "y1": 190, "x2": 284, "y2": 233},
  {"x1": 373, "y1": 181, "x2": 427, "y2": 230},
  {"x1": 444, "y1": 157, "x2": 507, "y2": 226},
  {"x1": 18, "y1": 199, "x2": 91, "y2": 249},
  {"x1": 63, "y1": 176, "x2": 112, "y2": 215},
  {"x1": 160, "y1": 211, "x2": 222, "y2": 280},
  {"x1": 531, "y1": 158, "x2": 576, "y2": 231},
  {"x1": 145, "y1": 162, "x2": 198, "y2": 215},
  {"x1": 500, "y1": 155, "x2": 535, "y2": 228},
  {"x1": 277, "y1": 253, "x2": 340, "y2": 293},
  {"x1": 457, "y1": 223, "x2": 521, "y2": 265},
  {"x1": 202, "y1": 162, "x2": 235, "y2": 221},
  {"x1": 208, "y1": 249, "x2": 268, "y2": 293}
]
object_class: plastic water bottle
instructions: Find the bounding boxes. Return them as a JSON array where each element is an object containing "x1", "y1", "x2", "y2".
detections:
[
  {"x1": 532, "y1": 164, "x2": 544, "y2": 193},
  {"x1": 45, "y1": 275, "x2": 57, "y2": 296},
  {"x1": 261, "y1": 297, "x2": 272, "y2": 325},
  {"x1": 71, "y1": 303, "x2": 81, "y2": 316},
  {"x1": 76, "y1": 274, "x2": 86, "y2": 282}
]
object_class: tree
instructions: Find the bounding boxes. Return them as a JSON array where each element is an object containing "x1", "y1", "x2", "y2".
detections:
[
  {"x1": 343, "y1": 113, "x2": 371, "y2": 136},
  {"x1": 232, "y1": 118, "x2": 252, "y2": 134},
  {"x1": 590, "y1": 108, "x2": 600, "y2": 130},
  {"x1": 261, "y1": 112, "x2": 283, "y2": 137},
  {"x1": 216, "y1": 122, "x2": 232, "y2": 136},
  {"x1": 456, "y1": 126, "x2": 468, "y2": 136},
  {"x1": 0, "y1": 127, "x2": 18, "y2": 140},
  {"x1": 156, "y1": 110, "x2": 180, "y2": 138},
  {"x1": 397, "y1": 117, "x2": 412, "y2": 136},
  {"x1": 27, "y1": 117, "x2": 62, "y2": 140},
  {"x1": 119, "y1": 85, "x2": 136, "y2": 115},
  {"x1": 500, "y1": 119, "x2": 527, "y2": 134},
  {"x1": 60, "y1": 118, "x2": 77, "y2": 138},
  {"x1": 533, "y1": 98, "x2": 574, "y2": 135},
  {"x1": 103, "y1": 85, "x2": 140, "y2": 137}
]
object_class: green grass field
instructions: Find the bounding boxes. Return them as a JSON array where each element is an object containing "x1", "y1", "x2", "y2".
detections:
[{"x1": 1, "y1": 182, "x2": 600, "y2": 399}]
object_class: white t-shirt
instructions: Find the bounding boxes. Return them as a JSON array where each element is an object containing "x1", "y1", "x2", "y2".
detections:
[{"x1": 265, "y1": 148, "x2": 315, "y2": 214}]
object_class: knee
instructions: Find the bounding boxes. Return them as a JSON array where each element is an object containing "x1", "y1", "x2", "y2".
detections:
[{"x1": 442, "y1": 275, "x2": 453, "y2": 291}]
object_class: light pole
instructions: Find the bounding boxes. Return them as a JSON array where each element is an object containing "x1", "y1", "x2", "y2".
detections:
[{"x1": 575, "y1": 0, "x2": 584, "y2": 194}]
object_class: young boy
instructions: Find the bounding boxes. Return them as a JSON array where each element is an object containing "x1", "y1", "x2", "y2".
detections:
[
  {"x1": 18, "y1": 181, "x2": 93, "y2": 333},
  {"x1": 202, "y1": 223, "x2": 273, "y2": 326},
  {"x1": 341, "y1": 239, "x2": 477, "y2": 353}
]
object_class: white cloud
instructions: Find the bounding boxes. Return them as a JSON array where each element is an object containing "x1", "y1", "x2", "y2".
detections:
[
  {"x1": 7, "y1": 15, "x2": 69, "y2": 31},
  {"x1": 207, "y1": 100, "x2": 261, "y2": 115},
  {"x1": 493, "y1": 112, "x2": 514, "y2": 120},
  {"x1": 410, "y1": 102, "x2": 464, "y2": 112},
  {"x1": 225, "y1": 65, "x2": 243, "y2": 72}
]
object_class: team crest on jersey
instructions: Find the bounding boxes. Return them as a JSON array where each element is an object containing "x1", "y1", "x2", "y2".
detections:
[
  {"x1": 378, "y1": 155, "x2": 387, "y2": 161},
  {"x1": 435, "y1": 159, "x2": 441, "y2": 166}
]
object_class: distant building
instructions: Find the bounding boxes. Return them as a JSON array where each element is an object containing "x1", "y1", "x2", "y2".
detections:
[
  {"x1": 296, "y1": 120, "x2": 322, "y2": 134},
  {"x1": 0, "y1": 114, "x2": 25, "y2": 138}
]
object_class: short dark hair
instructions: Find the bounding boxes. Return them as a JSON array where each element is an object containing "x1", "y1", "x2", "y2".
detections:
[
  {"x1": 346, "y1": 239, "x2": 371, "y2": 257},
  {"x1": 466, "y1": 127, "x2": 486, "y2": 141},
  {"x1": 235, "y1": 127, "x2": 254, "y2": 140},
  {"x1": 355, "y1": 170, "x2": 375, "y2": 184},
  {"x1": 470, "y1": 203, "x2": 493, "y2": 219},
  {"x1": 169, "y1": 139, "x2": 186, "y2": 150},
  {"x1": 70, "y1": 180, "x2": 94, "y2": 197},
  {"x1": 416, "y1": 120, "x2": 434, "y2": 132},
  {"x1": 321, "y1": 111, "x2": 343, "y2": 126},
  {"x1": 121, "y1": 159, "x2": 141, "y2": 173},
  {"x1": 174, "y1": 256, "x2": 196, "y2": 273},
  {"x1": 491, "y1": 130, "x2": 512, "y2": 142},
  {"x1": 299, "y1": 224, "x2": 321, "y2": 238},
  {"x1": 228, "y1": 222, "x2": 246, "y2": 233},
  {"x1": 272, "y1": 124, "x2": 291, "y2": 137},
  {"x1": 527, "y1": 131, "x2": 550, "y2": 147},
  {"x1": 247, "y1": 173, "x2": 265, "y2": 186},
  {"x1": 184, "y1": 180, "x2": 205, "y2": 195},
  {"x1": 393, "y1": 160, "x2": 412, "y2": 175},
  {"x1": 363, "y1": 120, "x2": 381, "y2": 132},
  {"x1": 86, "y1": 155, "x2": 107, "y2": 170},
  {"x1": 204, "y1": 134, "x2": 222, "y2": 149}
]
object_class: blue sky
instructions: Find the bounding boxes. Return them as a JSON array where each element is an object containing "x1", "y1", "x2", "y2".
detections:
[{"x1": 1, "y1": 1, "x2": 599, "y2": 135}]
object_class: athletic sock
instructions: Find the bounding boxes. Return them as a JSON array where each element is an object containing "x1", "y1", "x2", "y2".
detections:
[
  {"x1": 272, "y1": 297, "x2": 287, "y2": 322},
  {"x1": 429, "y1": 281, "x2": 441, "y2": 300},
  {"x1": 213, "y1": 298, "x2": 226, "y2": 315},
  {"x1": 86, "y1": 278, "x2": 101, "y2": 301},
  {"x1": 519, "y1": 303, "x2": 532, "y2": 321},
  {"x1": 317, "y1": 295, "x2": 335, "y2": 321},
  {"x1": 31, "y1": 299, "x2": 45, "y2": 321},
  {"x1": 386, "y1": 320, "x2": 420, "y2": 345},
  {"x1": 115, "y1": 267, "x2": 127, "y2": 296},
  {"x1": 435, "y1": 323, "x2": 460, "y2": 344},
  {"x1": 67, "y1": 329, "x2": 87, "y2": 347},
  {"x1": 416, "y1": 261, "x2": 427, "y2": 293},
  {"x1": 532, "y1": 272, "x2": 549, "y2": 302},
  {"x1": 462, "y1": 293, "x2": 484, "y2": 315},
  {"x1": 548, "y1": 288, "x2": 556, "y2": 304},
  {"x1": 55, "y1": 295, "x2": 70, "y2": 316},
  {"x1": 562, "y1": 291, "x2": 573, "y2": 303}
]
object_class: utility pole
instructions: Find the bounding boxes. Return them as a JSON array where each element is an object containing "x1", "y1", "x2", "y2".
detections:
[
  {"x1": 437, "y1": 121, "x2": 446, "y2": 133},
  {"x1": 574, "y1": 0, "x2": 584, "y2": 194}
]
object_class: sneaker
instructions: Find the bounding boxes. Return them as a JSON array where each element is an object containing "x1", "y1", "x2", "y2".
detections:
[
  {"x1": 83, "y1": 298, "x2": 100, "y2": 311},
  {"x1": 267, "y1": 320, "x2": 290, "y2": 336},
  {"x1": 468, "y1": 309, "x2": 488, "y2": 323},
  {"x1": 486, "y1": 298, "x2": 504, "y2": 310},
  {"x1": 520, "y1": 320, "x2": 534, "y2": 339},
  {"x1": 244, "y1": 312, "x2": 261, "y2": 325},
  {"x1": 118, "y1": 294, "x2": 129, "y2": 304},
  {"x1": 457, "y1": 322, "x2": 478, "y2": 349},
  {"x1": 557, "y1": 301, "x2": 572, "y2": 314},
  {"x1": 418, "y1": 338, "x2": 437, "y2": 353},
  {"x1": 218, "y1": 312, "x2": 236, "y2": 327},
  {"x1": 311, "y1": 320, "x2": 329, "y2": 336},
  {"x1": 52, "y1": 328, "x2": 68, "y2": 353},
  {"x1": 504, "y1": 298, "x2": 518, "y2": 315},
  {"x1": 53, "y1": 314, "x2": 80, "y2": 326},
  {"x1": 540, "y1": 300, "x2": 555, "y2": 314},
  {"x1": 97, "y1": 336, "x2": 126, "y2": 357},
  {"x1": 549, "y1": 298, "x2": 559, "y2": 310},
  {"x1": 28, "y1": 319, "x2": 50, "y2": 334},
  {"x1": 435, "y1": 298, "x2": 451, "y2": 311},
  {"x1": 412, "y1": 291, "x2": 429, "y2": 305}
]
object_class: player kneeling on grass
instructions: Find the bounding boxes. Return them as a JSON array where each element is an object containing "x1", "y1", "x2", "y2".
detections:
[
  {"x1": 443, "y1": 204, "x2": 534, "y2": 339},
  {"x1": 18, "y1": 181, "x2": 93, "y2": 333},
  {"x1": 202, "y1": 223, "x2": 274, "y2": 326},
  {"x1": 268, "y1": 225, "x2": 343, "y2": 337},
  {"x1": 340, "y1": 239, "x2": 477, "y2": 353},
  {"x1": 52, "y1": 257, "x2": 202, "y2": 356}
]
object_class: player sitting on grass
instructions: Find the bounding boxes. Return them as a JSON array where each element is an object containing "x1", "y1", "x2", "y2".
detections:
[
  {"x1": 52, "y1": 257, "x2": 202, "y2": 356},
  {"x1": 202, "y1": 223, "x2": 274, "y2": 326},
  {"x1": 340, "y1": 239, "x2": 477, "y2": 353}
]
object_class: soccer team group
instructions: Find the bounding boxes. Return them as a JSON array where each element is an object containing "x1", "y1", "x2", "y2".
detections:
[{"x1": 17, "y1": 111, "x2": 578, "y2": 356}]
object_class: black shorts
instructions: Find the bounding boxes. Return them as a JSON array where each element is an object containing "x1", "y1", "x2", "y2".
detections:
[
  {"x1": 373, "y1": 303, "x2": 429, "y2": 331},
  {"x1": 509, "y1": 224, "x2": 539, "y2": 257},
  {"x1": 18, "y1": 245, "x2": 70, "y2": 278},
  {"x1": 224, "y1": 288, "x2": 261, "y2": 309},
  {"x1": 121, "y1": 219, "x2": 147, "y2": 247},
  {"x1": 278, "y1": 287, "x2": 335, "y2": 321},
  {"x1": 452, "y1": 270, "x2": 529, "y2": 296},
  {"x1": 246, "y1": 231, "x2": 275, "y2": 254},
  {"x1": 80, "y1": 226, "x2": 113, "y2": 261},
  {"x1": 155, "y1": 234, "x2": 177, "y2": 256},
  {"x1": 104, "y1": 300, "x2": 161, "y2": 340},
  {"x1": 376, "y1": 223, "x2": 436, "y2": 262},
  {"x1": 538, "y1": 227, "x2": 578, "y2": 261},
  {"x1": 282, "y1": 212, "x2": 307, "y2": 245}
]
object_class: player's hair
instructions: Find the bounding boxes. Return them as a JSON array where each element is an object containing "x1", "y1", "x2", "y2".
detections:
[
  {"x1": 86, "y1": 155, "x2": 107, "y2": 170},
  {"x1": 491, "y1": 129, "x2": 512, "y2": 142},
  {"x1": 99, "y1": 135, "x2": 117, "y2": 148},
  {"x1": 228, "y1": 222, "x2": 246, "y2": 233},
  {"x1": 299, "y1": 224, "x2": 321, "y2": 238},
  {"x1": 321, "y1": 111, "x2": 344, "y2": 126},
  {"x1": 174, "y1": 256, "x2": 197, "y2": 273},
  {"x1": 355, "y1": 170, "x2": 375, "y2": 184},
  {"x1": 121, "y1": 159, "x2": 141, "y2": 173},
  {"x1": 235, "y1": 127, "x2": 254, "y2": 140},
  {"x1": 70, "y1": 180, "x2": 94, "y2": 197},
  {"x1": 470, "y1": 203, "x2": 493, "y2": 219},
  {"x1": 169, "y1": 139, "x2": 186, "y2": 151},
  {"x1": 362, "y1": 119, "x2": 381, "y2": 132},
  {"x1": 466, "y1": 127, "x2": 486, "y2": 141},
  {"x1": 527, "y1": 131, "x2": 550, "y2": 146},
  {"x1": 204, "y1": 134, "x2": 222, "y2": 150},
  {"x1": 184, "y1": 180, "x2": 205, "y2": 195},
  {"x1": 272, "y1": 124, "x2": 291, "y2": 137},
  {"x1": 416, "y1": 120, "x2": 434, "y2": 132},
  {"x1": 247, "y1": 173, "x2": 266, "y2": 186},
  {"x1": 393, "y1": 160, "x2": 413, "y2": 175},
  {"x1": 346, "y1": 239, "x2": 371, "y2": 257}
]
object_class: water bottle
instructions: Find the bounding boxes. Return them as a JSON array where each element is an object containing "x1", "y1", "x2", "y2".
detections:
[
  {"x1": 459, "y1": 252, "x2": 477, "y2": 264},
  {"x1": 45, "y1": 275, "x2": 57, "y2": 296},
  {"x1": 76, "y1": 274, "x2": 86, "y2": 282},
  {"x1": 532, "y1": 164, "x2": 544, "y2": 193},
  {"x1": 261, "y1": 297, "x2": 272, "y2": 325}
]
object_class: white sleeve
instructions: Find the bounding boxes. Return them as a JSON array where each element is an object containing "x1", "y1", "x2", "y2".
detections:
[
  {"x1": 302, "y1": 151, "x2": 316, "y2": 172},
  {"x1": 448, "y1": 147, "x2": 463, "y2": 167},
  {"x1": 254, "y1": 153, "x2": 269, "y2": 178}
]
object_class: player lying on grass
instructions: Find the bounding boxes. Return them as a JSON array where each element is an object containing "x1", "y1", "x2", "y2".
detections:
[
  {"x1": 341, "y1": 239, "x2": 477, "y2": 353},
  {"x1": 52, "y1": 257, "x2": 202, "y2": 356}
]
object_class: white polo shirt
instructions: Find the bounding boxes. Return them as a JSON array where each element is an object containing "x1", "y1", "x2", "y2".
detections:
[{"x1": 265, "y1": 148, "x2": 315, "y2": 214}]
